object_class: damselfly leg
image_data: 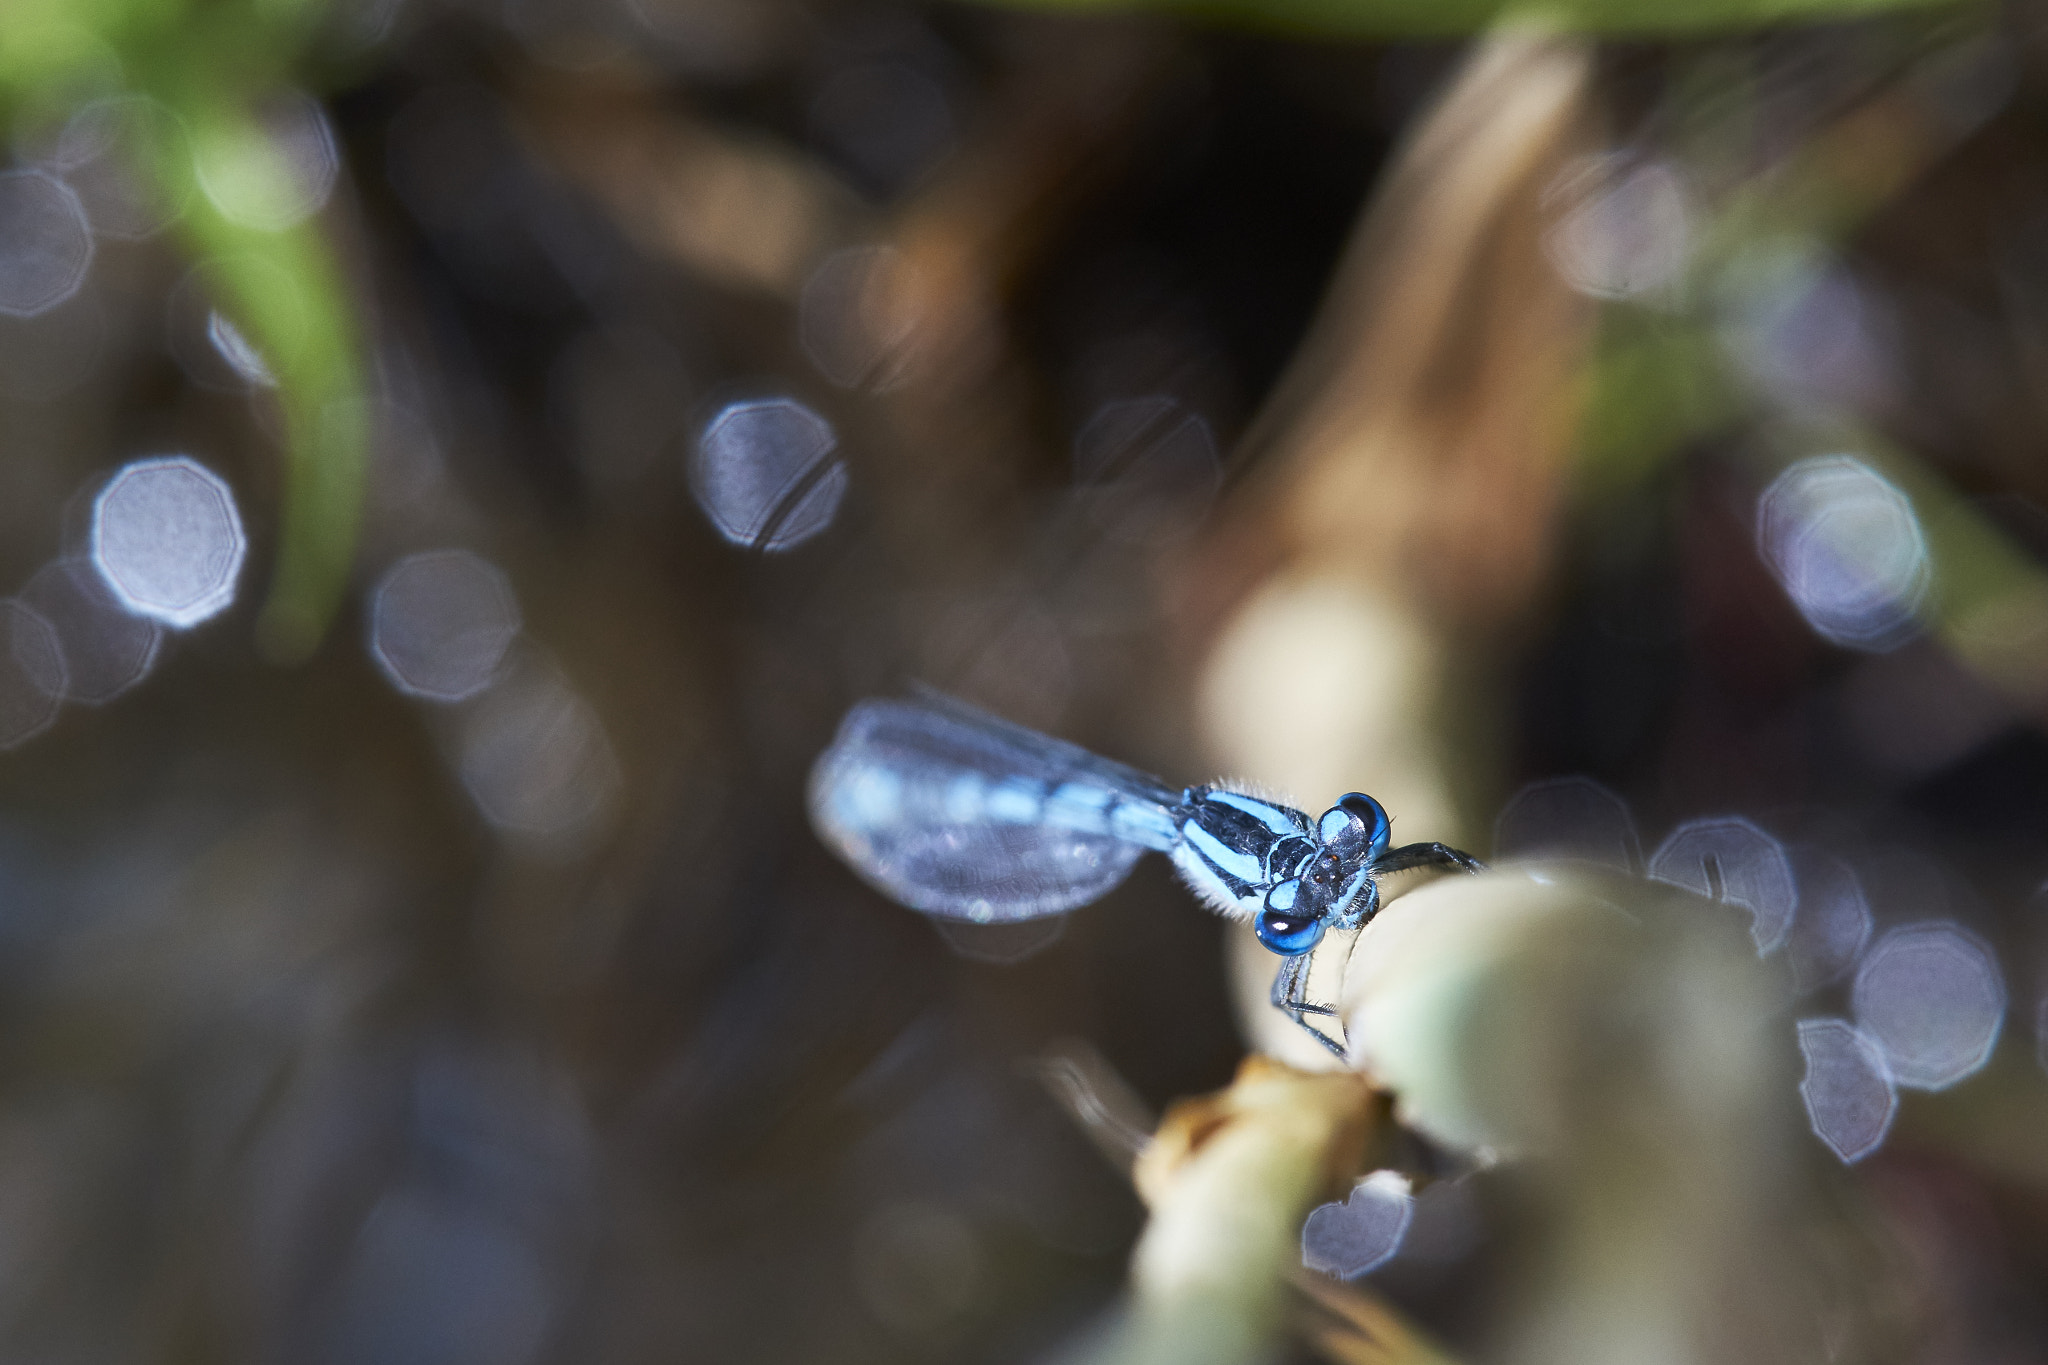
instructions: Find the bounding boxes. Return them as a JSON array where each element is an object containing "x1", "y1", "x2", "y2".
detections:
[
  {"x1": 1270, "y1": 945, "x2": 1349, "y2": 1060},
  {"x1": 1373, "y1": 841, "x2": 1485, "y2": 876}
]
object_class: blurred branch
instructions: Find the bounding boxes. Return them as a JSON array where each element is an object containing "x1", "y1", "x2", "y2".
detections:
[
  {"x1": 963, "y1": 0, "x2": 1967, "y2": 37},
  {"x1": 1070, "y1": 1054, "x2": 1395, "y2": 1365},
  {"x1": 1225, "y1": 31, "x2": 1598, "y2": 627},
  {"x1": 512, "y1": 66, "x2": 871, "y2": 300},
  {"x1": 857, "y1": 20, "x2": 1180, "y2": 575},
  {"x1": 1295, "y1": 1271, "x2": 1461, "y2": 1365},
  {"x1": 1181, "y1": 29, "x2": 1599, "y2": 1065},
  {"x1": 514, "y1": 26, "x2": 1178, "y2": 584},
  {"x1": 1035, "y1": 1043, "x2": 1456, "y2": 1364},
  {"x1": 1031, "y1": 1037, "x2": 1158, "y2": 1174}
]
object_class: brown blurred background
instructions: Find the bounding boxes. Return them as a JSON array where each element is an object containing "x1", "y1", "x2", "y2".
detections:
[{"x1": 2, "y1": 0, "x2": 2048, "y2": 1360}]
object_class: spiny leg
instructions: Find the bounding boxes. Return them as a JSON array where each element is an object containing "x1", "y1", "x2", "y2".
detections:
[
  {"x1": 1372, "y1": 841, "x2": 1486, "y2": 876},
  {"x1": 1269, "y1": 946, "x2": 1349, "y2": 1060},
  {"x1": 1268, "y1": 847, "x2": 1483, "y2": 1058}
]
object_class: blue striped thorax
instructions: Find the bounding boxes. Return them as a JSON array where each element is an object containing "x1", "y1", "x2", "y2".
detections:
[{"x1": 1166, "y1": 787, "x2": 1392, "y2": 958}]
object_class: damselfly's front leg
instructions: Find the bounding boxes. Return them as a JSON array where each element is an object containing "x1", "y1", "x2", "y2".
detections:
[
  {"x1": 1270, "y1": 946, "x2": 1348, "y2": 1060},
  {"x1": 1371, "y1": 842, "x2": 1485, "y2": 876}
]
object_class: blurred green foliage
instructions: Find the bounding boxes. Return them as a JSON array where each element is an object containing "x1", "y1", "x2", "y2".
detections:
[
  {"x1": 1566, "y1": 30, "x2": 2048, "y2": 699},
  {"x1": 1, "y1": 0, "x2": 362, "y2": 662}
]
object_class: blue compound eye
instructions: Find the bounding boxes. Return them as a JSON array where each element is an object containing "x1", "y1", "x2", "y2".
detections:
[
  {"x1": 1317, "y1": 792, "x2": 1390, "y2": 860},
  {"x1": 1256, "y1": 880, "x2": 1326, "y2": 955}
]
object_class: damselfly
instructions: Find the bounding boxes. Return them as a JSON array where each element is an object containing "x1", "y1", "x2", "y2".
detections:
[{"x1": 808, "y1": 692, "x2": 1483, "y2": 1057}]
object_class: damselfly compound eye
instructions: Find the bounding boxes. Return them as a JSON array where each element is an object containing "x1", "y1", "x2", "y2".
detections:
[
  {"x1": 1256, "y1": 902, "x2": 1326, "y2": 956},
  {"x1": 1318, "y1": 792, "x2": 1390, "y2": 860}
]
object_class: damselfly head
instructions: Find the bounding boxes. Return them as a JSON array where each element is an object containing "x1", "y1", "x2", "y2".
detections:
[{"x1": 1254, "y1": 792, "x2": 1394, "y2": 954}]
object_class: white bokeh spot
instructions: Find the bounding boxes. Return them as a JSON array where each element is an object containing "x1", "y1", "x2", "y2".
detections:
[
  {"x1": 1796, "y1": 1017, "x2": 1897, "y2": 1163},
  {"x1": 90, "y1": 456, "x2": 248, "y2": 629},
  {"x1": 369, "y1": 550, "x2": 522, "y2": 703},
  {"x1": 0, "y1": 169, "x2": 94, "y2": 318},
  {"x1": 1758, "y1": 454, "x2": 1928, "y2": 651}
]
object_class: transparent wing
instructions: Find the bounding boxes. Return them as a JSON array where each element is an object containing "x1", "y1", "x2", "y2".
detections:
[{"x1": 808, "y1": 694, "x2": 1185, "y2": 923}]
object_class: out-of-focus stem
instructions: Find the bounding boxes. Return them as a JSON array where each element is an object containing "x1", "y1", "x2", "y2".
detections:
[
  {"x1": 1184, "y1": 29, "x2": 1600, "y2": 1065},
  {"x1": 1077, "y1": 1055, "x2": 1386, "y2": 1365},
  {"x1": 168, "y1": 99, "x2": 369, "y2": 663},
  {"x1": 1340, "y1": 868, "x2": 1847, "y2": 1365}
]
